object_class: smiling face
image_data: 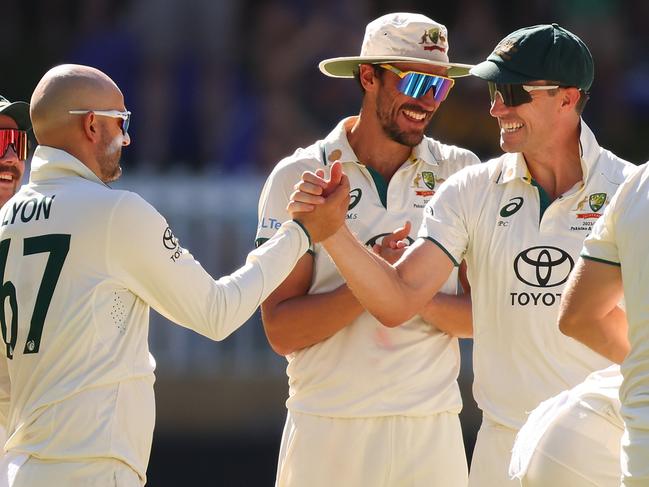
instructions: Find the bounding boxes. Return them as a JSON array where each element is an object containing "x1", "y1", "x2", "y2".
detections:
[
  {"x1": 373, "y1": 62, "x2": 448, "y2": 147},
  {"x1": 489, "y1": 82, "x2": 564, "y2": 155},
  {"x1": 0, "y1": 114, "x2": 25, "y2": 206}
]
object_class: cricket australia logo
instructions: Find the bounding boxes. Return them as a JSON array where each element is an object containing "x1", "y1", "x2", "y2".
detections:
[
  {"x1": 575, "y1": 192, "x2": 607, "y2": 220},
  {"x1": 412, "y1": 171, "x2": 439, "y2": 197},
  {"x1": 422, "y1": 171, "x2": 435, "y2": 190},
  {"x1": 588, "y1": 192, "x2": 606, "y2": 212},
  {"x1": 493, "y1": 38, "x2": 518, "y2": 61},
  {"x1": 419, "y1": 27, "x2": 448, "y2": 53}
]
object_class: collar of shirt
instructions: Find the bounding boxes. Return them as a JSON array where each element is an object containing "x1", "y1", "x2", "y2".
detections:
[
  {"x1": 29, "y1": 146, "x2": 106, "y2": 186},
  {"x1": 321, "y1": 116, "x2": 441, "y2": 169},
  {"x1": 496, "y1": 119, "x2": 601, "y2": 187}
]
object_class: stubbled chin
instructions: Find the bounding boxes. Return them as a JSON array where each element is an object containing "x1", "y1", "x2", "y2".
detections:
[{"x1": 0, "y1": 185, "x2": 16, "y2": 203}]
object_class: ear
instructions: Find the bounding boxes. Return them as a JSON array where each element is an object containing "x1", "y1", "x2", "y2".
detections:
[
  {"x1": 359, "y1": 64, "x2": 379, "y2": 93},
  {"x1": 81, "y1": 112, "x2": 100, "y2": 143},
  {"x1": 560, "y1": 87, "x2": 581, "y2": 112}
]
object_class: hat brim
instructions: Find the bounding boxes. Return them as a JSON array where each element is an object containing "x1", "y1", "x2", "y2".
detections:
[
  {"x1": 319, "y1": 56, "x2": 473, "y2": 79},
  {"x1": 0, "y1": 101, "x2": 31, "y2": 131},
  {"x1": 470, "y1": 60, "x2": 540, "y2": 84}
]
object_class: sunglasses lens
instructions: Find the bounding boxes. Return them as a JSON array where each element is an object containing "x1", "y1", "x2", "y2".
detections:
[
  {"x1": 397, "y1": 72, "x2": 454, "y2": 101},
  {"x1": 488, "y1": 82, "x2": 532, "y2": 107},
  {"x1": 122, "y1": 114, "x2": 130, "y2": 136},
  {"x1": 0, "y1": 129, "x2": 27, "y2": 161},
  {"x1": 432, "y1": 77, "x2": 454, "y2": 102}
]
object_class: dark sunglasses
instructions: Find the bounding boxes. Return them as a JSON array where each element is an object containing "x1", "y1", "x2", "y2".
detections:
[
  {"x1": 0, "y1": 129, "x2": 28, "y2": 161},
  {"x1": 69, "y1": 109, "x2": 131, "y2": 136},
  {"x1": 488, "y1": 82, "x2": 560, "y2": 107},
  {"x1": 379, "y1": 64, "x2": 455, "y2": 102}
]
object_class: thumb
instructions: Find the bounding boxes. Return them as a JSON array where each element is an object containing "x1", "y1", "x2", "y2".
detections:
[
  {"x1": 395, "y1": 220, "x2": 412, "y2": 239},
  {"x1": 383, "y1": 220, "x2": 411, "y2": 246},
  {"x1": 322, "y1": 162, "x2": 343, "y2": 196},
  {"x1": 339, "y1": 173, "x2": 350, "y2": 193},
  {"x1": 328, "y1": 161, "x2": 343, "y2": 186},
  {"x1": 328, "y1": 176, "x2": 350, "y2": 207}
]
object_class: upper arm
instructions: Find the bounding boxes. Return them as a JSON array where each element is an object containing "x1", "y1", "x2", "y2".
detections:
[{"x1": 559, "y1": 257, "x2": 623, "y2": 332}]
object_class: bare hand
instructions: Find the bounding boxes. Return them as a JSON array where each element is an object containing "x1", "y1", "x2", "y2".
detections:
[
  {"x1": 372, "y1": 221, "x2": 412, "y2": 264},
  {"x1": 288, "y1": 162, "x2": 350, "y2": 242},
  {"x1": 288, "y1": 163, "x2": 343, "y2": 213}
]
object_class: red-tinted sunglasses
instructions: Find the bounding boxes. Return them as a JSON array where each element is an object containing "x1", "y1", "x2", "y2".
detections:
[{"x1": 0, "y1": 129, "x2": 28, "y2": 161}]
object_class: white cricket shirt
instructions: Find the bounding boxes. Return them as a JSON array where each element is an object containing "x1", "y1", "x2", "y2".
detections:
[
  {"x1": 419, "y1": 120, "x2": 635, "y2": 429},
  {"x1": 0, "y1": 146, "x2": 310, "y2": 482},
  {"x1": 581, "y1": 162, "x2": 649, "y2": 482},
  {"x1": 256, "y1": 117, "x2": 479, "y2": 417}
]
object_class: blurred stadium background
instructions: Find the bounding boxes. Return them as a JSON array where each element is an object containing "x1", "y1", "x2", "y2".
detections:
[{"x1": 5, "y1": 0, "x2": 649, "y2": 485}]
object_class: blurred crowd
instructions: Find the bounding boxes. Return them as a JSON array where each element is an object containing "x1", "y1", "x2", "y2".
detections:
[{"x1": 5, "y1": 0, "x2": 649, "y2": 174}]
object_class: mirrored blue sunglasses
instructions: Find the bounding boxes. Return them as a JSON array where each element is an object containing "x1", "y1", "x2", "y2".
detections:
[{"x1": 379, "y1": 64, "x2": 455, "y2": 101}]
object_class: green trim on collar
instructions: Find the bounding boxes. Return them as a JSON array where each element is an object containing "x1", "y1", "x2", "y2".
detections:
[
  {"x1": 365, "y1": 165, "x2": 388, "y2": 209},
  {"x1": 581, "y1": 254, "x2": 621, "y2": 267},
  {"x1": 531, "y1": 179, "x2": 552, "y2": 223}
]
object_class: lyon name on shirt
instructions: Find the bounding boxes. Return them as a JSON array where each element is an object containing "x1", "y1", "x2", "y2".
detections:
[{"x1": 1, "y1": 195, "x2": 56, "y2": 227}]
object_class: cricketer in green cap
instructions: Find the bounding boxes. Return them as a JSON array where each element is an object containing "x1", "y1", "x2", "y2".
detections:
[
  {"x1": 470, "y1": 23, "x2": 594, "y2": 91},
  {"x1": 285, "y1": 19, "x2": 637, "y2": 487}
]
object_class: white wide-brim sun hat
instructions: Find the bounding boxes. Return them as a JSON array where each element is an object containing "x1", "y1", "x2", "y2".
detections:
[{"x1": 319, "y1": 12, "x2": 473, "y2": 79}]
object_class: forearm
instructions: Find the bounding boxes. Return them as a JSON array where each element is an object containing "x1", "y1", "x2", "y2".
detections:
[
  {"x1": 420, "y1": 293, "x2": 473, "y2": 338},
  {"x1": 262, "y1": 284, "x2": 365, "y2": 355},
  {"x1": 561, "y1": 306, "x2": 629, "y2": 364},
  {"x1": 322, "y1": 226, "x2": 420, "y2": 327}
]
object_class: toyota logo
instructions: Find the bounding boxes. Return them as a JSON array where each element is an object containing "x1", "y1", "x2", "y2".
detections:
[
  {"x1": 513, "y1": 246, "x2": 574, "y2": 288},
  {"x1": 162, "y1": 227, "x2": 178, "y2": 250}
]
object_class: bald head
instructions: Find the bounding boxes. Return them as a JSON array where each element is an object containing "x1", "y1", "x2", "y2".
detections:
[{"x1": 30, "y1": 64, "x2": 124, "y2": 146}]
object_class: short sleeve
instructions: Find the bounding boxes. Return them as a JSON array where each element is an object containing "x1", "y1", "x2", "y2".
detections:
[
  {"x1": 581, "y1": 185, "x2": 622, "y2": 266},
  {"x1": 417, "y1": 170, "x2": 471, "y2": 267}
]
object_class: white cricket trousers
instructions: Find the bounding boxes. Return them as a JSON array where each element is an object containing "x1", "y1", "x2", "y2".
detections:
[
  {"x1": 0, "y1": 453, "x2": 143, "y2": 487},
  {"x1": 468, "y1": 417, "x2": 520, "y2": 487},
  {"x1": 275, "y1": 410, "x2": 468, "y2": 487}
]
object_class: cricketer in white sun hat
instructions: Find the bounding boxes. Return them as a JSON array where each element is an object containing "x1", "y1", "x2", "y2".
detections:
[{"x1": 319, "y1": 12, "x2": 473, "y2": 79}]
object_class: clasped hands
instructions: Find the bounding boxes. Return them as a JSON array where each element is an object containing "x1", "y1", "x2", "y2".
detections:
[{"x1": 288, "y1": 162, "x2": 412, "y2": 262}]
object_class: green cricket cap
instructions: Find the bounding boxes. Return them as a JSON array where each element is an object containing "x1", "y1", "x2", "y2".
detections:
[{"x1": 470, "y1": 23, "x2": 594, "y2": 91}]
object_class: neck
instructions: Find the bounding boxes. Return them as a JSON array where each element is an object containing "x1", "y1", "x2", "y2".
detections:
[
  {"x1": 346, "y1": 112, "x2": 414, "y2": 182},
  {"x1": 523, "y1": 125, "x2": 582, "y2": 201}
]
